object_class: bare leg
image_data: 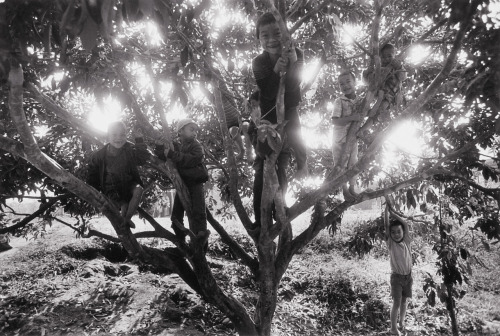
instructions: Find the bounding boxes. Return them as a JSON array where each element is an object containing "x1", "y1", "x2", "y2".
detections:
[
  {"x1": 230, "y1": 126, "x2": 245, "y2": 160},
  {"x1": 391, "y1": 296, "x2": 401, "y2": 335},
  {"x1": 124, "y1": 185, "x2": 144, "y2": 228},
  {"x1": 347, "y1": 143, "x2": 359, "y2": 196},
  {"x1": 399, "y1": 296, "x2": 408, "y2": 331}
]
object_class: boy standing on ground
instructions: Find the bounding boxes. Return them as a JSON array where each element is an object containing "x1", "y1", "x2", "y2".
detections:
[
  {"x1": 155, "y1": 119, "x2": 209, "y2": 244},
  {"x1": 251, "y1": 12, "x2": 308, "y2": 226},
  {"x1": 331, "y1": 71, "x2": 361, "y2": 201},
  {"x1": 385, "y1": 210, "x2": 413, "y2": 335},
  {"x1": 87, "y1": 121, "x2": 149, "y2": 228}
]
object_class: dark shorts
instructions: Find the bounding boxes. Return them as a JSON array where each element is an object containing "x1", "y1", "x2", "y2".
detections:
[{"x1": 390, "y1": 273, "x2": 413, "y2": 300}]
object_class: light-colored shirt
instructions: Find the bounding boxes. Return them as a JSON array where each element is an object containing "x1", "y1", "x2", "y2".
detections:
[
  {"x1": 332, "y1": 95, "x2": 357, "y2": 144},
  {"x1": 387, "y1": 235, "x2": 412, "y2": 275}
]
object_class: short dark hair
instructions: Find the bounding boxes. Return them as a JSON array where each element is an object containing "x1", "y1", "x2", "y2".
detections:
[
  {"x1": 338, "y1": 70, "x2": 356, "y2": 81},
  {"x1": 380, "y1": 43, "x2": 395, "y2": 54},
  {"x1": 256, "y1": 12, "x2": 277, "y2": 39},
  {"x1": 389, "y1": 218, "x2": 405, "y2": 232}
]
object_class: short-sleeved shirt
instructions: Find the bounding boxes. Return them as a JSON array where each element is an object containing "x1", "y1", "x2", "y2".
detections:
[
  {"x1": 332, "y1": 95, "x2": 357, "y2": 144},
  {"x1": 386, "y1": 235, "x2": 412, "y2": 275}
]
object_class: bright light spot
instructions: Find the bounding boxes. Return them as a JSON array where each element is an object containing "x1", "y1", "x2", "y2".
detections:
[
  {"x1": 341, "y1": 24, "x2": 363, "y2": 46},
  {"x1": 88, "y1": 96, "x2": 124, "y2": 132},
  {"x1": 145, "y1": 21, "x2": 163, "y2": 46},
  {"x1": 302, "y1": 58, "x2": 321, "y2": 85},
  {"x1": 407, "y1": 45, "x2": 431, "y2": 65},
  {"x1": 301, "y1": 111, "x2": 332, "y2": 149},
  {"x1": 488, "y1": 1, "x2": 500, "y2": 28},
  {"x1": 384, "y1": 121, "x2": 424, "y2": 166},
  {"x1": 165, "y1": 103, "x2": 188, "y2": 125},
  {"x1": 457, "y1": 50, "x2": 468, "y2": 65},
  {"x1": 34, "y1": 125, "x2": 50, "y2": 138}
]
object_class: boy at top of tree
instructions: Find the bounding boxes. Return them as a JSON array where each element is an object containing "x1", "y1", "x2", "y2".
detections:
[
  {"x1": 331, "y1": 70, "x2": 362, "y2": 201},
  {"x1": 87, "y1": 121, "x2": 150, "y2": 228},
  {"x1": 385, "y1": 209, "x2": 413, "y2": 335},
  {"x1": 361, "y1": 43, "x2": 406, "y2": 131},
  {"x1": 251, "y1": 12, "x2": 308, "y2": 226},
  {"x1": 154, "y1": 119, "x2": 209, "y2": 248}
]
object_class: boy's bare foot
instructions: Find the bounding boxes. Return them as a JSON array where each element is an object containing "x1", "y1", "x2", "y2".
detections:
[
  {"x1": 389, "y1": 329, "x2": 400, "y2": 336},
  {"x1": 342, "y1": 186, "x2": 356, "y2": 202},
  {"x1": 348, "y1": 185, "x2": 360, "y2": 197}
]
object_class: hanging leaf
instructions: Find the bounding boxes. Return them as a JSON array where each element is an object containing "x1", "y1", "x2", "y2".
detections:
[
  {"x1": 138, "y1": 0, "x2": 154, "y2": 18},
  {"x1": 43, "y1": 25, "x2": 52, "y2": 54},
  {"x1": 228, "y1": 59, "x2": 235, "y2": 72},
  {"x1": 180, "y1": 46, "x2": 189, "y2": 67},
  {"x1": 80, "y1": 17, "x2": 99, "y2": 51},
  {"x1": 186, "y1": 7, "x2": 195, "y2": 23},
  {"x1": 123, "y1": 0, "x2": 140, "y2": 21},
  {"x1": 86, "y1": 0, "x2": 102, "y2": 24},
  {"x1": 99, "y1": 0, "x2": 114, "y2": 40}
]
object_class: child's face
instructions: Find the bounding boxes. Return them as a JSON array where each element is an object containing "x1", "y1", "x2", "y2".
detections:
[
  {"x1": 390, "y1": 225, "x2": 404, "y2": 242},
  {"x1": 179, "y1": 124, "x2": 198, "y2": 140},
  {"x1": 381, "y1": 47, "x2": 395, "y2": 67},
  {"x1": 108, "y1": 125, "x2": 127, "y2": 149},
  {"x1": 338, "y1": 74, "x2": 356, "y2": 96},
  {"x1": 258, "y1": 22, "x2": 282, "y2": 55}
]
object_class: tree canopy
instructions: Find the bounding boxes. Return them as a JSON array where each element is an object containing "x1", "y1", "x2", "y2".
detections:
[{"x1": 1, "y1": 0, "x2": 499, "y2": 335}]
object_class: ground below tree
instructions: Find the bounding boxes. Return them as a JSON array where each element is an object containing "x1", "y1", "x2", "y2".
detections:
[{"x1": 0, "y1": 211, "x2": 499, "y2": 336}]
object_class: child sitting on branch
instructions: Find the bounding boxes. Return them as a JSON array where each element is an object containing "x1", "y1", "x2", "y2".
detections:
[
  {"x1": 87, "y1": 121, "x2": 149, "y2": 228},
  {"x1": 360, "y1": 43, "x2": 406, "y2": 134}
]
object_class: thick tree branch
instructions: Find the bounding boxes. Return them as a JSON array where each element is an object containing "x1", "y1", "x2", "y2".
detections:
[
  {"x1": 289, "y1": 1, "x2": 330, "y2": 35},
  {"x1": 206, "y1": 209, "x2": 259, "y2": 275},
  {"x1": 0, "y1": 136, "x2": 26, "y2": 158},
  {"x1": 25, "y1": 82, "x2": 106, "y2": 142}
]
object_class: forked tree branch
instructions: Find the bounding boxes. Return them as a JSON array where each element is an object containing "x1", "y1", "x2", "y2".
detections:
[
  {"x1": 0, "y1": 194, "x2": 68, "y2": 234},
  {"x1": 206, "y1": 209, "x2": 259, "y2": 274}
]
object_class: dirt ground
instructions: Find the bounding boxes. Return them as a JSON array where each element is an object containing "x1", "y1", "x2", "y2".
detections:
[
  {"x1": 0, "y1": 218, "x2": 214, "y2": 336},
  {"x1": 1, "y1": 213, "x2": 499, "y2": 336}
]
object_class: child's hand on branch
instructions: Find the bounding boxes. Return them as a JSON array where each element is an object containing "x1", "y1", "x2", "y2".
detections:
[
  {"x1": 285, "y1": 45, "x2": 297, "y2": 64},
  {"x1": 273, "y1": 56, "x2": 288, "y2": 74}
]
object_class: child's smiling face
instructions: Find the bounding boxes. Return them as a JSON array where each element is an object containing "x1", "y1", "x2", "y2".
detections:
[
  {"x1": 390, "y1": 225, "x2": 404, "y2": 242},
  {"x1": 108, "y1": 125, "x2": 127, "y2": 149},
  {"x1": 338, "y1": 73, "x2": 356, "y2": 96},
  {"x1": 381, "y1": 47, "x2": 395, "y2": 67},
  {"x1": 258, "y1": 22, "x2": 282, "y2": 55}
]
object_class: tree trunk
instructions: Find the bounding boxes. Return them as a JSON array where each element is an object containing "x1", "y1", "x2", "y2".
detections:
[{"x1": 446, "y1": 283, "x2": 459, "y2": 336}]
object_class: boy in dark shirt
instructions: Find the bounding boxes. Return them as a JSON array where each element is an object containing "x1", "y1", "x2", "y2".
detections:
[
  {"x1": 155, "y1": 119, "x2": 209, "y2": 242},
  {"x1": 251, "y1": 12, "x2": 308, "y2": 225},
  {"x1": 87, "y1": 121, "x2": 149, "y2": 228}
]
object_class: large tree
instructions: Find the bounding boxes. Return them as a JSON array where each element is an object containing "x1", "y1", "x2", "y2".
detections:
[{"x1": 0, "y1": 0, "x2": 499, "y2": 335}]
